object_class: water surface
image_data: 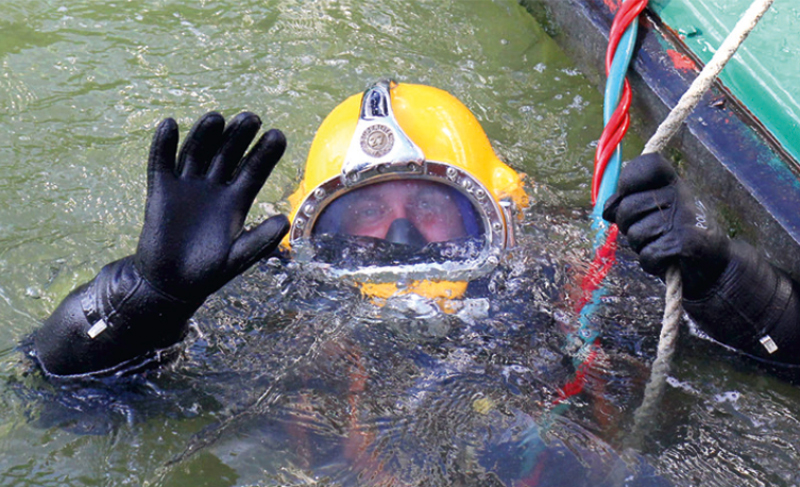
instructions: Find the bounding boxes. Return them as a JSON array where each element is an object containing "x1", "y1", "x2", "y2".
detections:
[{"x1": 0, "y1": 1, "x2": 798, "y2": 486}]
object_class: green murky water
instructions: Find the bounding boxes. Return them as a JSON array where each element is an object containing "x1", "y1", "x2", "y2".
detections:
[
  {"x1": 1, "y1": 1, "x2": 799, "y2": 486},
  {"x1": 0, "y1": 0, "x2": 606, "y2": 331}
]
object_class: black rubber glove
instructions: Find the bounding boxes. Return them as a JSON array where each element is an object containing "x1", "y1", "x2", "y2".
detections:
[
  {"x1": 34, "y1": 112, "x2": 290, "y2": 376},
  {"x1": 137, "y1": 111, "x2": 288, "y2": 300},
  {"x1": 604, "y1": 153, "x2": 800, "y2": 364},
  {"x1": 602, "y1": 153, "x2": 730, "y2": 299}
]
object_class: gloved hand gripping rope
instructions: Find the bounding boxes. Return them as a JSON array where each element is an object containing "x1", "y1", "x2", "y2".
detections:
[{"x1": 588, "y1": 0, "x2": 777, "y2": 447}]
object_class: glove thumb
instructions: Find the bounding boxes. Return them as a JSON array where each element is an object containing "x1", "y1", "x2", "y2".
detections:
[{"x1": 226, "y1": 215, "x2": 290, "y2": 278}]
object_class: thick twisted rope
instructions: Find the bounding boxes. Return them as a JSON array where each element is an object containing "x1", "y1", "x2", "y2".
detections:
[
  {"x1": 628, "y1": 0, "x2": 776, "y2": 447},
  {"x1": 525, "y1": 0, "x2": 773, "y2": 464}
]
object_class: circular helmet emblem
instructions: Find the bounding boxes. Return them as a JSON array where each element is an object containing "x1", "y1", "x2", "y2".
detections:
[{"x1": 361, "y1": 124, "x2": 394, "y2": 157}]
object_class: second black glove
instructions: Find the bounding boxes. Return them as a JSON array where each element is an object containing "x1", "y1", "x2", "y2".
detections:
[{"x1": 602, "y1": 153, "x2": 730, "y2": 299}]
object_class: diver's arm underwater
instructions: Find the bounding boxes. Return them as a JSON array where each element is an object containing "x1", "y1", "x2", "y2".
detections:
[
  {"x1": 33, "y1": 112, "x2": 289, "y2": 377},
  {"x1": 604, "y1": 153, "x2": 800, "y2": 365}
]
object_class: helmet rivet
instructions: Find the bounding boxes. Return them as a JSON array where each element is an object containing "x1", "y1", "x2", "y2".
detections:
[
  {"x1": 295, "y1": 218, "x2": 305, "y2": 228},
  {"x1": 377, "y1": 164, "x2": 387, "y2": 174},
  {"x1": 313, "y1": 188, "x2": 326, "y2": 199},
  {"x1": 303, "y1": 203, "x2": 315, "y2": 216},
  {"x1": 346, "y1": 171, "x2": 359, "y2": 183},
  {"x1": 407, "y1": 163, "x2": 418, "y2": 172},
  {"x1": 493, "y1": 222, "x2": 502, "y2": 232},
  {"x1": 475, "y1": 189, "x2": 486, "y2": 200},
  {"x1": 446, "y1": 167, "x2": 458, "y2": 180},
  {"x1": 462, "y1": 179, "x2": 474, "y2": 192}
]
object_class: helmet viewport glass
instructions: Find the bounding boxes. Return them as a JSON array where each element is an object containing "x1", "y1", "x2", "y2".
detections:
[{"x1": 309, "y1": 179, "x2": 485, "y2": 269}]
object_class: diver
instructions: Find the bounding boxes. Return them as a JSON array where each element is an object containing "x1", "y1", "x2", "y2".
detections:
[
  {"x1": 24, "y1": 79, "x2": 795, "y2": 484},
  {"x1": 32, "y1": 80, "x2": 800, "y2": 376},
  {"x1": 33, "y1": 80, "x2": 529, "y2": 377}
]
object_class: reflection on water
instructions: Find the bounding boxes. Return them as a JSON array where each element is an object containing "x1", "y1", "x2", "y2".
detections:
[
  {"x1": 157, "y1": 227, "x2": 670, "y2": 486},
  {"x1": 15, "y1": 225, "x2": 671, "y2": 485},
  {"x1": 0, "y1": 1, "x2": 799, "y2": 486}
]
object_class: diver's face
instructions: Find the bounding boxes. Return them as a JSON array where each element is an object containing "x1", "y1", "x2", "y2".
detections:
[{"x1": 341, "y1": 180, "x2": 467, "y2": 243}]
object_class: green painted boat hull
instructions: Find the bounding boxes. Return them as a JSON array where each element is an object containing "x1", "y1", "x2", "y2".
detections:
[
  {"x1": 526, "y1": 0, "x2": 800, "y2": 280},
  {"x1": 652, "y1": 0, "x2": 800, "y2": 166}
]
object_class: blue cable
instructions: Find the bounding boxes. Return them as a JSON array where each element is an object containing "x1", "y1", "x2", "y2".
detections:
[
  {"x1": 577, "y1": 17, "x2": 641, "y2": 365},
  {"x1": 590, "y1": 19, "x2": 640, "y2": 246},
  {"x1": 521, "y1": 11, "x2": 644, "y2": 479}
]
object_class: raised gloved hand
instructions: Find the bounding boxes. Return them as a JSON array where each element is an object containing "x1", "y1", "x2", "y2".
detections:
[
  {"x1": 136, "y1": 111, "x2": 289, "y2": 301},
  {"x1": 34, "y1": 112, "x2": 289, "y2": 376},
  {"x1": 602, "y1": 153, "x2": 730, "y2": 299}
]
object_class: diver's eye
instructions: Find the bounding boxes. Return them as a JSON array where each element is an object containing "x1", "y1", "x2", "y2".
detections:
[
  {"x1": 408, "y1": 191, "x2": 452, "y2": 221},
  {"x1": 352, "y1": 202, "x2": 390, "y2": 224},
  {"x1": 416, "y1": 198, "x2": 435, "y2": 212}
]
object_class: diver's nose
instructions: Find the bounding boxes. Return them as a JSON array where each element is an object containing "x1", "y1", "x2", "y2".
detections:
[{"x1": 385, "y1": 218, "x2": 427, "y2": 248}]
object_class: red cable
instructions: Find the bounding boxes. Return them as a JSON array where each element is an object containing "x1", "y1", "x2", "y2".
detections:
[
  {"x1": 575, "y1": 225, "x2": 619, "y2": 312},
  {"x1": 554, "y1": 341, "x2": 600, "y2": 404},
  {"x1": 553, "y1": 0, "x2": 645, "y2": 432},
  {"x1": 592, "y1": 85, "x2": 631, "y2": 203},
  {"x1": 592, "y1": 0, "x2": 648, "y2": 203},
  {"x1": 605, "y1": 0, "x2": 648, "y2": 73}
]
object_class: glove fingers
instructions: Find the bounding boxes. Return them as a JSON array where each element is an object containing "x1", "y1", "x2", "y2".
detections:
[
  {"x1": 231, "y1": 128, "x2": 287, "y2": 203},
  {"x1": 207, "y1": 112, "x2": 262, "y2": 183},
  {"x1": 639, "y1": 234, "x2": 681, "y2": 276},
  {"x1": 226, "y1": 215, "x2": 290, "y2": 277},
  {"x1": 624, "y1": 212, "x2": 670, "y2": 254},
  {"x1": 147, "y1": 118, "x2": 179, "y2": 194},
  {"x1": 609, "y1": 188, "x2": 675, "y2": 235},
  {"x1": 176, "y1": 112, "x2": 225, "y2": 178},
  {"x1": 602, "y1": 191, "x2": 625, "y2": 224},
  {"x1": 617, "y1": 153, "x2": 678, "y2": 195}
]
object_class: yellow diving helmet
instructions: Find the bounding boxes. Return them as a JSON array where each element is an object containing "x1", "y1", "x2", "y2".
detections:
[{"x1": 287, "y1": 80, "x2": 527, "y2": 300}]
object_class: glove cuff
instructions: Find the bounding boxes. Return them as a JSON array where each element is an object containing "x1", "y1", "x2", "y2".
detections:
[
  {"x1": 34, "y1": 256, "x2": 202, "y2": 377},
  {"x1": 683, "y1": 240, "x2": 800, "y2": 363}
]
